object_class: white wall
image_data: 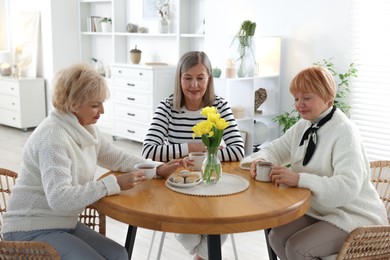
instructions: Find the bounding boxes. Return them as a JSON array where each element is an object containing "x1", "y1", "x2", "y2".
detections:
[{"x1": 206, "y1": 0, "x2": 353, "y2": 113}]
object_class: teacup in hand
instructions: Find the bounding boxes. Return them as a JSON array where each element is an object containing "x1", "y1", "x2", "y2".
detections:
[
  {"x1": 135, "y1": 162, "x2": 156, "y2": 180},
  {"x1": 255, "y1": 161, "x2": 273, "y2": 182},
  {"x1": 185, "y1": 152, "x2": 207, "y2": 171}
]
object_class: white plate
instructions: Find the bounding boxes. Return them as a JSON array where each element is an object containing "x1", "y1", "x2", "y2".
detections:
[{"x1": 166, "y1": 172, "x2": 202, "y2": 188}]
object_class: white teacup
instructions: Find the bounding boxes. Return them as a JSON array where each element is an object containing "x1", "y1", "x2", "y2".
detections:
[
  {"x1": 186, "y1": 152, "x2": 207, "y2": 171},
  {"x1": 255, "y1": 161, "x2": 273, "y2": 182},
  {"x1": 135, "y1": 162, "x2": 157, "y2": 180}
]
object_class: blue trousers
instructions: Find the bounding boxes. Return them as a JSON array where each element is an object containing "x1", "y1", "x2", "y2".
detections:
[{"x1": 3, "y1": 222, "x2": 128, "y2": 260}]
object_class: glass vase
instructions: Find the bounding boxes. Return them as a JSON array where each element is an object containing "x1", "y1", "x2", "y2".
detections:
[{"x1": 202, "y1": 146, "x2": 222, "y2": 184}]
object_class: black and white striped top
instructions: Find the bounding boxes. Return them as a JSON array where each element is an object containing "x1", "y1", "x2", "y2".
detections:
[{"x1": 142, "y1": 95, "x2": 245, "y2": 162}]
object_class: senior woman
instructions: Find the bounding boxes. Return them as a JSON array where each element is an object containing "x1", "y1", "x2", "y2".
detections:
[
  {"x1": 1, "y1": 63, "x2": 186, "y2": 259},
  {"x1": 240, "y1": 66, "x2": 388, "y2": 260},
  {"x1": 142, "y1": 51, "x2": 245, "y2": 260}
]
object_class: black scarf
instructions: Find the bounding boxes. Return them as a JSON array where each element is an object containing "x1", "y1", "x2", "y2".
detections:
[{"x1": 299, "y1": 106, "x2": 336, "y2": 166}]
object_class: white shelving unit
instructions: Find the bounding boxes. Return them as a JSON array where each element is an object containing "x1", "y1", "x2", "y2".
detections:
[
  {"x1": 214, "y1": 37, "x2": 281, "y2": 155},
  {"x1": 77, "y1": 0, "x2": 206, "y2": 68}
]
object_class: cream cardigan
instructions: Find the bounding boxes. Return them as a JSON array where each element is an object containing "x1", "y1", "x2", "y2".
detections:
[{"x1": 241, "y1": 109, "x2": 388, "y2": 232}]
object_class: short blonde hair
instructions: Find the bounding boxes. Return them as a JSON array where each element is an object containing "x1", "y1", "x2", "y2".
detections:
[
  {"x1": 290, "y1": 66, "x2": 336, "y2": 103},
  {"x1": 173, "y1": 51, "x2": 215, "y2": 111},
  {"x1": 52, "y1": 63, "x2": 109, "y2": 113}
]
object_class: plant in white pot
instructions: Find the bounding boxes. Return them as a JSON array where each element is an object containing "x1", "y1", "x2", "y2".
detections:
[{"x1": 100, "y1": 17, "x2": 112, "y2": 33}]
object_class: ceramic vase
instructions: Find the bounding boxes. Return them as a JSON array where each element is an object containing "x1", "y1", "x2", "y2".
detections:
[
  {"x1": 202, "y1": 146, "x2": 222, "y2": 184},
  {"x1": 158, "y1": 18, "x2": 169, "y2": 33}
]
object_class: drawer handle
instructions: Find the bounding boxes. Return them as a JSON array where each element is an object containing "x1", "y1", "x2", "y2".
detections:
[
  {"x1": 118, "y1": 70, "x2": 122, "y2": 74},
  {"x1": 127, "y1": 130, "x2": 135, "y2": 134},
  {"x1": 12, "y1": 102, "x2": 15, "y2": 106},
  {"x1": 127, "y1": 113, "x2": 135, "y2": 117},
  {"x1": 127, "y1": 83, "x2": 135, "y2": 87},
  {"x1": 139, "y1": 72, "x2": 143, "y2": 76},
  {"x1": 127, "y1": 97, "x2": 135, "y2": 101}
]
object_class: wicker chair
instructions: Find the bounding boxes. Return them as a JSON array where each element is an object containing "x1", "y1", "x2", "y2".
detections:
[
  {"x1": 0, "y1": 240, "x2": 60, "y2": 259},
  {"x1": 332, "y1": 160, "x2": 390, "y2": 260},
  {"x1": 369, "y1": 160, "x2": 390, "y2": 224}
]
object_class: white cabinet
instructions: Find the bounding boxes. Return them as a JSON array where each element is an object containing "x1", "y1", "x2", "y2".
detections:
[
  {"x1": 78, "y1": 0, "x2": 205, "y2": 68},
  {"x1": 214, "y1": 37, "x2": 281, "y2": 155},
  {"x1": 0, "y1": 77, "x2": 46, "y2": 130},
  {"x1": 110, "y1": 63, "x2": 175, "y2": 142}
]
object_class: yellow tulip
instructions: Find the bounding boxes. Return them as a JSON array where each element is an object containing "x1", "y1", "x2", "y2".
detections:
[{"x1": 215, "y1": 118, "x2": 229, "y2": 130}]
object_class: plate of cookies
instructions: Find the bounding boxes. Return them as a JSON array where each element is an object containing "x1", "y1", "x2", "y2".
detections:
[{"x1": 167, "y1": 170, "x2": 202, "y2": 188}]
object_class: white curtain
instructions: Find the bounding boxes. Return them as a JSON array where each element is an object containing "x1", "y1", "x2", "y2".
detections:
[{"x1": 350, "y1": 0, "x2": 390, "y2": 161}]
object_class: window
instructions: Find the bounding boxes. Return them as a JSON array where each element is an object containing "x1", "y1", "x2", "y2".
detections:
[{"x1": 350, "y1": 0, "x2": 390, "y2": 160}]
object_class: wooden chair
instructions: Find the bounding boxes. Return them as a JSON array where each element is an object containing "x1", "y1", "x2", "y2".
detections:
[
  {"x1": 0, "y1": 240, "x2": 61, "y2": 259},
  {"x1": 328, "y1": 160, "x2": 390, "y2": 260}
]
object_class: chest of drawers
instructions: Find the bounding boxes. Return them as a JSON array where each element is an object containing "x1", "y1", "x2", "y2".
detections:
[
  {"x1": 0, "y1": 77, "x2": 46, "y2": 131},
  {"x1": 110, "y1": 64, "x2": 175, "y2": 142}
]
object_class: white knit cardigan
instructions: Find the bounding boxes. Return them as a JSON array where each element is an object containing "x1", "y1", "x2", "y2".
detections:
[
  {"x1": 2, "y1": 110, "x2": 149, "y2": 233},
  {"x1": 241, "y1": 109, "x2": 388, "y2": 232}
]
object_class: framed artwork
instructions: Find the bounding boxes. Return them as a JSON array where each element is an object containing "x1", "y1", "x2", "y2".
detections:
[{"x1": 143, "y1": 0, "x2": 159, "y2": 19}]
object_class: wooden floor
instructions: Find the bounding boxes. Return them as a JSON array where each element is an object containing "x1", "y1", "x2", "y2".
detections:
[{"x1": 0, "y1": 124, "x2": 271, "y2": 260}]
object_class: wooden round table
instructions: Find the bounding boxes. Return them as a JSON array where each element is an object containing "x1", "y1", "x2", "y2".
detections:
[{"x1": 93, "y1": 161, "x2": 311, "y2": 259}]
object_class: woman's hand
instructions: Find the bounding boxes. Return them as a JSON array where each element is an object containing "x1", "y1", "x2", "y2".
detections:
[
  {"x1": 157, "y1": 159, "x2": 188, "y2": 178},
  {"x1": 270, "y1": 166, "x2": 299, "y2": 187},
  {"x1": 116, "y1": 171, "x2": 147, "y2": 190}
]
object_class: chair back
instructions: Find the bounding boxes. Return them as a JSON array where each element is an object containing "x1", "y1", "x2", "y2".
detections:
[
  {"x1": 370, "y1": 160, "x2": 390, "y2": 223},
  {"x1": 336, "y1": 225, "x2": 390, "y2": 260},
  {"x1": 0, "y1": 240, "x2": 61, "y2": 259},
  {"x1": 0, "y1": 168, "x2": 18, "y2": 241},
  {"x1": 78, "y1": 205, "x2": 106, "y2": 236},
  {"x1": 0, "y1": 168, "x2": 18, "y2": 217}
]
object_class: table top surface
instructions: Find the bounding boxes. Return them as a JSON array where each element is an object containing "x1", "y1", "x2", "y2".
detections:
[{"x1": 93, "y1": 161, "x2": 311, "y2": 234}]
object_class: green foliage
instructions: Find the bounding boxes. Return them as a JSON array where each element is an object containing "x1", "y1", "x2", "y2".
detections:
[
  {"x1": 272, "y1": 58, "x2": 358, "y2": 133},
  {"x1": 231, "y1": 20, "x2": 257, "y2": 62},
  {"x1": 100, "y1": 17, "x2": 112, "y2": 24}
]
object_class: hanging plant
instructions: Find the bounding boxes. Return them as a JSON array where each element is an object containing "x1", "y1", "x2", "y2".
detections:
[{"x1": 231, "y1": 20, "x2": 257, "y2": 62}]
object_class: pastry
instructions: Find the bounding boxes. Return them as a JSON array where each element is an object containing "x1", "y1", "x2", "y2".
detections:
[
  {"x1": 171, "y1": 176, "x2": 184, "y2": 184},
  {"x1": 185, "y1": 176, "x2": 197, "y2": 183}
]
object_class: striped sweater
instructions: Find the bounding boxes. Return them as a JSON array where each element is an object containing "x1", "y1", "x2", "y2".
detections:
[{"x1": 142, "y1": 95, "x2": 245, "y2": 162}]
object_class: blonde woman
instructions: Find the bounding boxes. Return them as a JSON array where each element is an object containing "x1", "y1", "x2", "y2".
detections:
[{"x1": 1, "y1": 63, "x2": 186, "y2": 259}]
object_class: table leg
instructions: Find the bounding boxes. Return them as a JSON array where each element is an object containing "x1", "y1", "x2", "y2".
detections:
[
  {"x1": 124, "y1": 225, "x2": 137, "y2": 259},
  {"x1": 264, "y1": 228, "x2": 277, "y2": 260},
  {"x1": 207, "y1": 234, "x2": 222, "y2": 260}
]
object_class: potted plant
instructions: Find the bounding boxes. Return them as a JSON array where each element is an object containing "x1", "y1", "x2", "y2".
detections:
[
  {"x1": 100, "y1": 17, "x2": 112, "y2": 33},
  {"x1": 272, "y1": 58, "x2": 358, "y2": 133},
  {"x1": 231, "y1": 20, "x2": 257, "y2": 77}
]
